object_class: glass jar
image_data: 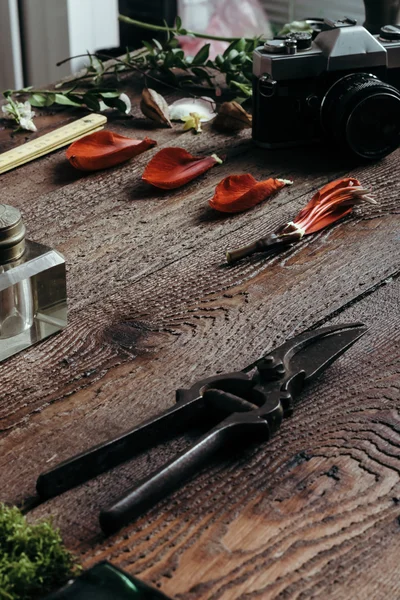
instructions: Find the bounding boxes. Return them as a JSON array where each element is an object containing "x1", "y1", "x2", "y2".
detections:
[{"x1": 0, "y1": 204, "x2": 67, "y2": 362}]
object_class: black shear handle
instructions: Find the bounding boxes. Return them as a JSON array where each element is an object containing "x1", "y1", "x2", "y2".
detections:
[
  {"x1": 99, "y1": 415, "x2": 270, "y2": 535},
  {"x1": 36, "y1": 396, "x2": 203, "y2": 500}
]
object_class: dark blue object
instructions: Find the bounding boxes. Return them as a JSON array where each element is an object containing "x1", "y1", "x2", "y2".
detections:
[{"x1": 43, "y1": 561, "x2": 172, "y2": 599}]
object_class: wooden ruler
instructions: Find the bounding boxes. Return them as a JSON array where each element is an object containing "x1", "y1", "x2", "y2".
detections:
[{"x1": 0, "y1": 113, "x2": 107, "y2": 175}]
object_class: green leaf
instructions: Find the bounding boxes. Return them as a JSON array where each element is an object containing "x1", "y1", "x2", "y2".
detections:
[
  {"x1": 174, "y1": 56, "x2": 188, "y2": 69},
  {"x1": 245, "y1": 39, "x2": 259, "y2": 53},
  {"x1": 163, "y1": 51, "x2": 176, "y2": 68},
  {"x1": 142, "y1": 41, "x2": 155, "y2": 54},
  {"x1": 102, "y1": 97, "x2": 127, "y2": 113},
  {"x1": 236, "y1": 38, "x2": 246, "y2": 52},
  {"x1": 45, "y1": 93, "x2": 56, "y2": 106},
  {"x1": 29, "y1": 92, "x2": 56, "y2": 107},
  {"x1": 223, "y1": 39, "x2": 243, "y2": 58},
  {"x1": 172, "y1": 48, "x2": 185, "y2": 58},
  {"x1": 3, "y1": 89, "x2": 12, "y2": 98},
  {"x1": 227, "y1": 49, "x2": 239, "y2": 62},
  {"x1": 191, "y1": 67, "x2": 213, "y2": 86},
  {"x1": 278, "y1": 20, "x2": 313, "y2": 35},
  {"x1": 87, "y1": 87, "x2": 117, "y2": 94},
  {"x1": 89, "y1": 55, "x2": 104, "y2": 74},
  {"x1": 55, "y1": 93, "x2": 81, "y2": 107},
  {"x1": 191, "y1": 43, "x2": 210, "y2": 66},
  {"x1": 29, "y1": 93, "x2": 47, "y2": 107},
  {"x1": 99, "y1": 91, "x2": 121, "y2": 98},
  {"x1": 167, "y1": 37, "x2": 180, "y2": 49},
  {"x1": 232, "y1": 51, "x2": 247, "y2": 64},
  {"x1": 175, "y1": 15, "x2": 182, "y2": 30},
  {"x1": 152, "y1": 38, "x2": 163, "y2": 51},
  {"x1": 230, "y1": 81, "x2": 252, "y2": 97},
  {"x1": 83, "y1": 93, "x2": 100, "y2": 111},
  {"x1": 67, "y1": 94, "x2": 85, "y2": 104}
]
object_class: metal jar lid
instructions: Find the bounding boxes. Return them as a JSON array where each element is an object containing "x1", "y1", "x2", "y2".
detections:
[{"x1": 0, "y1": 204, "x2": 26, "y2": 262}]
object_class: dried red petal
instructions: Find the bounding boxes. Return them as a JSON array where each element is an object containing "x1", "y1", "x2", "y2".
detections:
[
  {"x1": 142, "y1": 147, "x2": 221, "y2": 189},
  {"x1": 209, "y1": 174, "x2": 289, "y2": 213},
  {"x1": 66, "y1": 131, "x2": 157, "y2": 171},
  {"x1": 294, "y1": 177, "x2": 362, "y2": 234}
]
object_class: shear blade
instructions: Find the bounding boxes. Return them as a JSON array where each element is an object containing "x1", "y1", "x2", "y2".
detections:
[{"x1": 287, "y1": 322, "x2": 367, "y2": 383}]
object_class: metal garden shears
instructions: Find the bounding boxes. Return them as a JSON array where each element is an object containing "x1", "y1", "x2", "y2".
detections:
[{"x1": 37, "y1": 322, "x2": 367, "y2": 535}]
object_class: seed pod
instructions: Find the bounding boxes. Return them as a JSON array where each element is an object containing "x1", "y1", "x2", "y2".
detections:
[
  {"x1": 213, "y1": 101, "x2": 252, "y2": 131},
  {"x1": 140, "y1": 88, "x2": 172, "y2": 128}
]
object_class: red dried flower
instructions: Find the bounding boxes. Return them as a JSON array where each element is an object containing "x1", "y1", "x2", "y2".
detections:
[
  {"x1": 209, "y1": 174, "x2": 292, "y2": 213},
  {"x1": 142, "y1": 147, "x2": 222, "y2": 189},
  {"x1": 66, "y1": 131, "x2": 157, "y2": 171},
  {"x1": 292, "y1": 177, "x2": 375, "y2": 235},
  {"x1": 226, "y1": 177, "x2": 376, "y2": 263}
]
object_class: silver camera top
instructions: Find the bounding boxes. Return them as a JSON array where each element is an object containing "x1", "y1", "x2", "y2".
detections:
[{"x1": 253, "y1": 18, "x2": 400, "y2": 81}]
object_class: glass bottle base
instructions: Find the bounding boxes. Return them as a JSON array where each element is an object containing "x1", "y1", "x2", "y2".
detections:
[{"x1": 0, "y1": 240, "x2": 67, "y2": 363}]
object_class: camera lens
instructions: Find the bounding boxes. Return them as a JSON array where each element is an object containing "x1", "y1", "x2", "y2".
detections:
[{"x1": 320, "y1": 73, "x2": 400, "y2": 160}]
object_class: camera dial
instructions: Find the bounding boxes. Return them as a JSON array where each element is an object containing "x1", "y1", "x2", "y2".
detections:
[
  {"x1": 274, "y1": 32, "x2": 313, "y2": 51},
  {"x1": 321, "y1": 73, "x2": 400, "y2": 160},
  {"x1": 264, "y1": 32, "x2": 312, "y2": 55},
  {"x1": 379, "y1": 25, "x2": 400, "y2": 41},
  {"x1": 263, "y1": 39, "x2": 287, "y2": 53}
]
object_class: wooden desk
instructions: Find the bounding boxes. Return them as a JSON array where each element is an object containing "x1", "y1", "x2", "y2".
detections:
[{"x1": 0, "y1": 82, "x2": 399, "y2": 599}]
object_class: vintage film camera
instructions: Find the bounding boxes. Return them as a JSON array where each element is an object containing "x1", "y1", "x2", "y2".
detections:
[{"x1": 252, "y1": 18, "x2": 400, "y2": 160}]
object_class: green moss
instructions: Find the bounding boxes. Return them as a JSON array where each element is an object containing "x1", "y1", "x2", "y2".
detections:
[{"x1": 0, "y1": 504, "x2": 80, "y2": 600}]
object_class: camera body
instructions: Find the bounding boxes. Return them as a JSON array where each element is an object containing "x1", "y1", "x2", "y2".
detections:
[{"x1": 252, "y1": 18, "x2": 400, "y2": 159}]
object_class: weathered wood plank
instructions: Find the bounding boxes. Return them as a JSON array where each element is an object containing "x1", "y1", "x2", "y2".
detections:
[
  {"x1": 0, "y1": 152, "x2": 398, "y2": 488},
  {"x1": 0, "y1": 167, "x2": 398, "y2": 427},
  {"x1": 25, "y1": 277, "x2": 400, "y2": 600},
  {"x1": 1, "y1": 80, "x2": 399, "y2": 600}
]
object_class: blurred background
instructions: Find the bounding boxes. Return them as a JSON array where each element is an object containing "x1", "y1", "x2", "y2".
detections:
[{"x1": 0, "y1": 0, "x2": 385, "y2": 90}]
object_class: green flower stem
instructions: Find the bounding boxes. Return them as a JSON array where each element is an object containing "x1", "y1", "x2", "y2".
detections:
[
  {"x1": 118, "y1": 13, "x2": 256, "y2": 42},
  {"x1": 56, "y1": 47, "x2": 148, "y2": 68},
  {"x1": 4, "y1": 89, "x2": 58, "y2": 100}
]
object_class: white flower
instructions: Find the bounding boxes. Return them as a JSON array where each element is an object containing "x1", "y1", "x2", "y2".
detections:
[
  {"x1": 181, "y1": 112, "x2": 204, "y2": 133},
  {"x1": 19, "y1": 116, "x2": 37, "y2": 132},
  {"x1": 119, "y1": 93, "x2": 131, "y2": 115},
  {"x1": 19, "y1": 101, "x2": 36, "y2": 120},
  {"x1": 1, "y1": 100, "x2": 36, "y2": 131},
  {"x1": 169, "y1": 97, "x2": 216, "y2": 123}
]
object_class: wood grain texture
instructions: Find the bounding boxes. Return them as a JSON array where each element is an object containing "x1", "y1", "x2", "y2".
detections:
[
  {"x1": 27, "y1": 278, "x2": 400, "y2": 600},
  {"x1": 0, "y1": 82, "x2": 399, "y2": 599}
]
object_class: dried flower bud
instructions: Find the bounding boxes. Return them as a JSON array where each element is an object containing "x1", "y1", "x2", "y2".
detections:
[
  {"x1": 225, "y1": 176, "x2": 375, "y2": 264},
  {"x1": 213, "y1": 101, "x2": 252, "y2": 131},
  {"x1": 140, "y1": 88, "x2": 172, "y2": 128}
]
